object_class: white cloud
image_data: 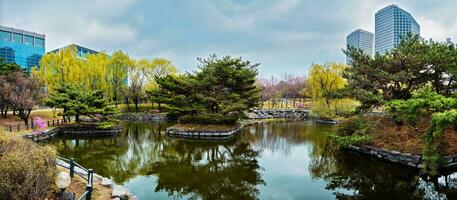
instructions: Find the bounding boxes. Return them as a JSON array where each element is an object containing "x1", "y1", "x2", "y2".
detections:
[{"x1": 2, "y1": 0, "x2": 457, "y2": 76}]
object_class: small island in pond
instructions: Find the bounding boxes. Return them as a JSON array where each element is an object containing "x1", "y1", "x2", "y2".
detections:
[{"x1": 150, "y1": 55, "x2": 262, "y2": 138}]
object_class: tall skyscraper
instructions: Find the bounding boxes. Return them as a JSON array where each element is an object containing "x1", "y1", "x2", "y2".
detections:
[
  {"x1": 346, "y1": 29, "x2": 374, "y2": 64},
  {"x1": 375, "y1": 5, "x2": 420, "y2": 54},
  {"x1": 0, "y1": 25, "x2": 45, "y2": 72}
]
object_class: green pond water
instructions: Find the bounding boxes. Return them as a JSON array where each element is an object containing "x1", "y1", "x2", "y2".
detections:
[{"x1": 48, "y1": 121, "x2": 457, "y2": 200}]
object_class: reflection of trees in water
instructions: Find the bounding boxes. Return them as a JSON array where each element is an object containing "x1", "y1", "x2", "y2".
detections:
[
  {"x1": 240, "y1": 121, "x2": 331, "y2": 158},
  {"x1": 51, "y1": 122, "x2": 264, "y2": 200},
  {"x1": 429, "y1": 171, "x2": 457, "y2": 199},
  {"x1": 309, "y1": 147, "x2": 426, "y2": 200},
  {"x1": 50, "y1": 122, "x2": 170, "y2": 183},
  {"x1": 50, "y1": 121, "x2": 457, "y2": 199},
  {"x1": 146, "y1": 139, "x2": 264, "y2": 200}
]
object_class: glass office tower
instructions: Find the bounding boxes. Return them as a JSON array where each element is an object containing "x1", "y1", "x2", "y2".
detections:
[
  {"x1": 375, "y1": 5, "x2": 420, "y2": 54},
  {"x1": 346, "y1": 29, "x2": 374, "y2": 64},
  {"x1": 50, "y1": 44, "x2": 99, "y2": 59},
  {"x1": 0, "y1": 25, "x2": 45, "y2": 72}
]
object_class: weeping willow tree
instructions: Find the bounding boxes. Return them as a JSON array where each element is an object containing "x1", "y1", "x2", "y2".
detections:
[
  {"x1": 34, "y1": 45, "x2": 83, "y2": 92},
  {"x1": 307, "y1": 63, "x2": 359, "y2": 119},
  {"x1": 33, "y1": 46, "x2": 131, "y2": 103},
  {"x1": 307, "y1": 63, "x2": 347, "y2": 101}
]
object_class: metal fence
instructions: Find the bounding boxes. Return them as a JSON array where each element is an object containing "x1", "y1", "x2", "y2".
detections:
[{"x1": 57, "y1": 156, "x2": 93, "y2": 200}]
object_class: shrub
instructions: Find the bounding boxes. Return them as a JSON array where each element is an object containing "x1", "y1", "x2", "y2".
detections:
[
  {"x1": 311, "y1": 98, "x2": 359, "y2": 120},
  {"x1": 0, "y1": 133, "x2": 57, "y2": 200},
  {"x1": 328, "y1": 117, "x2": 373, "y2": 148},
  {"x1": 311, "y1": 100, "x2": 335, "y2": 120},
  {"x1": 336, "y1": 117, "x2": 372, "y2": 136},
  {"x1": 179, "y1": 114, "x2": 239, "y2": 125},
  {"x1": 96, "y1": 119, "x2": 119, "y2": 129},
  {"x1": 333, "y1": 98, "x2": 360, "y2": 117},
  {"x1": 328, "y1": 134, "x2": 372, "y2": 148}
]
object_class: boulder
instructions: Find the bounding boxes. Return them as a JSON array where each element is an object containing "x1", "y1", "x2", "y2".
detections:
[
  {"x1": 112, "y1": 185, "x2": 131, "y2": 200},
  {"x1": 101, "y1": 177, "x2": 113, "y2": 188}
]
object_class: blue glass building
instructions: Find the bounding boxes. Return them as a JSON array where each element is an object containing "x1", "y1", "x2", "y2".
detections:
[
  {"x1": 375, "y1": 5, "x2": 420, "y2": 54},
  {"x1": 50, "y1": 44, "x2": 99, "y2": 59},
  {"x1": 0, "y1": 25, "x2": 45, "y2": 72},
  {"x1": 346, "y1": 29, "x2": 374, "y2": 64}
]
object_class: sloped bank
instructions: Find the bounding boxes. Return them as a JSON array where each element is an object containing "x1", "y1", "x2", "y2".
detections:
[{"x1": 347, "y1": 144, "x2": 457, "y2": 169}]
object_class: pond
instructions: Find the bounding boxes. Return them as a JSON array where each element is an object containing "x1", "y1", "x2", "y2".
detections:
[{"x1": 48, "y1": 121, "x2": 456, "y2": 200}]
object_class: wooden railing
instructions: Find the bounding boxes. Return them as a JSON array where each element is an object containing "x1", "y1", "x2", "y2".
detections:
[
  {"x1": 3, "y1": 118, "x2": 72, "y2": 132},
  {"x1": 57, "y1": 156, "x2": 93, "y2": 200}
]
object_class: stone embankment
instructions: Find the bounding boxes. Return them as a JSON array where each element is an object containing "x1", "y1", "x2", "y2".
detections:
[
  {"x1": 23, "y1": 125, "x2": 121, "y2": 142},
  {"x1": 348, "y1": 144, "x2": 457, "y2": 169},
  {"x1": 246, "y1": 109, "x2": 309, "y2": 119},
  {"x1": 167, "y1": 124, "x2": 243, "y2": 139},
  {"x1": 118, "y1": 112, "x2": 167, "y2": 122},
  {"x1": 167, "y1": 109, "x2": 310, "y2": 139}
]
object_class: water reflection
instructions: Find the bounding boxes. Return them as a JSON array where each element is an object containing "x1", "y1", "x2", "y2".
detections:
[
  {"x1": 48, "y1": 121, "x2": 457, "y2": 199},
  {"x1": 51, "y1": 122, "x2": 264, "y2": 199}
]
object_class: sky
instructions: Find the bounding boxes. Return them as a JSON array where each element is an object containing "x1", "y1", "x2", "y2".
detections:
[{"x1": 1, "y1": 0, "x2": 456, "y2": 77}]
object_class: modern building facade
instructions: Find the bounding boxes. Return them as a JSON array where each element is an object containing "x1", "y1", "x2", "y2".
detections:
[
  {"x1": 375, "y1": 5, "x2": 420, "y2": 54},
  {"x1": 346, "y1": 29, "x2": 374, "y2": 64},
  {"x1": 50, "y1": 44, "x2": 98, "y2": 59},
  {"x1": 0, "y1": 25, "x2": 45, "y2": 72}
]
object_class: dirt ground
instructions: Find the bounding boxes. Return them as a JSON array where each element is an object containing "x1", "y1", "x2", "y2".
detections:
[
  {"x1": 0, "y1": 108, "x2": 63, "y2": 127},
  {"x1": 364, "y1": 115, "x2": 457, "y2": 155},
  {"x1": 56, "y1": 166, "x2": 112, "y2": 200}
]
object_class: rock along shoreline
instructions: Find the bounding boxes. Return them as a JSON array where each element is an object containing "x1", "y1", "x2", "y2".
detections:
[
  {"x1": 347, "y1": 144, "x2": 457, "y2": 169},
  {"x1": 56, "y1": 159, "x2": 137, "y2": 200}
]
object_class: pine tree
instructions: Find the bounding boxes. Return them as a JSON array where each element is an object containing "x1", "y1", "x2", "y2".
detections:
[{"x1": 155, "y1": 55, "x2": 261, "y2": 124}]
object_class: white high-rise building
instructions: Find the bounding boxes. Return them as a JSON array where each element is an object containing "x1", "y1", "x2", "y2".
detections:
[
  {"x1": 346, "y1": 29, "x2": 374, "y2": 64},
  {"x1": 375, "y1": 5, "x2": 420, "y2": 54}
]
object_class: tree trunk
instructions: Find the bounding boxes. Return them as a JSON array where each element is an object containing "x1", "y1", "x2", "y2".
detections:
[
  {"x1": 75, "y1": 114, "x2": 80, "y2": 122},
  {"x1": 124, "y1": 97, "x2": 130, "y2": 112},
  {"x1": 19, "y1": 109, "x2": 31, "y2": 125},
  {"x1": 0, "y1": 104, "x2": 6, "y2": 118},
  {"x1": 134, "y1": 97, "x2": 139, "y2": 112},
  {"x1": 114, "y1": 92, "x2": 118, "y2": 107}
]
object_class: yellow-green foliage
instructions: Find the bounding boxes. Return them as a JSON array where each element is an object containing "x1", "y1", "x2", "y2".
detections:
[
  {"x1": 334, "y1": 98, "x2": 360, "y2": 116},
  {"x1": 34, "y1": 46, "x2": 132, "y2": 101},
  {"x1": 307, "y1": 63, "x2": 347, "y2": 100},
  {"x1": 311, "y1": 98, "x2": 359, "y2": 119},
  {"x1": 311, "y1": 100, "x2": 336, "y2": 119},
  {"x1": 0, "y1": 133, "x2": 57, "y2": 200}
]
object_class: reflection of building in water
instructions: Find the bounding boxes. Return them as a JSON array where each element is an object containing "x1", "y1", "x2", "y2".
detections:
[{"x1": 0, "y1": 25, "x2": 45, "y2": 73}]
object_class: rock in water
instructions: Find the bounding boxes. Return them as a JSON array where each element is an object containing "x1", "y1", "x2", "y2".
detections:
[{"x1": 111, "y1": 185, "x2": 131, "y2": 200}]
